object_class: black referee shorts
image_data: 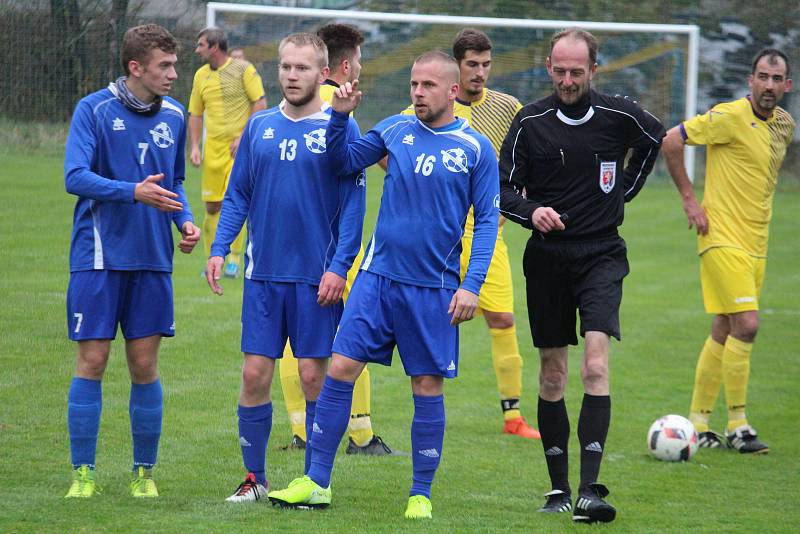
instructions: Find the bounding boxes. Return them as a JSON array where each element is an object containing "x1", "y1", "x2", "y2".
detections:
[{"x1": 523, "y1": 235, "x2": 629, "y2": 348}]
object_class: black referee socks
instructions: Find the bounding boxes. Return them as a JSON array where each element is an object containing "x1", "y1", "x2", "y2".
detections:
[
  {"x1": 538, "y1": 396, "x2": 571, "y2": 494},
  {"x1": 577, "y1": 393, "x2": 611, "y2": 492}
]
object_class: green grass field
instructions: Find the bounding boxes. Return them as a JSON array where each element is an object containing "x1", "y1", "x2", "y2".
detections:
[{"x1": 1, "y1": 150, "x2": 798, "y2": 533}]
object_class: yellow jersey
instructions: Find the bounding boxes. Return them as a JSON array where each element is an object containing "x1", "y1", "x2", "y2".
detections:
[
  {"x1": 188, "y1": 58, "x2": 265, "y2": 140},
  {"x1": 683, "y1": 97, "x2": 795, "y2": 257}
]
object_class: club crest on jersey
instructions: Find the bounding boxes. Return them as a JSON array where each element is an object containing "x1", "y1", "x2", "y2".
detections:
[
  {"x1": 304, "y1": 128, "x2": 326, "y2": 153},
  {"x1": 440, "y1": 148, "x2": 468, "y2": 173},
  {"x1": 149, "y1": 122, "x2": 174, "y2": 148},
  {"x1": 112, "y1": 117, "x2": 125, "y2": 131},
  {"x1": 403, "y1": 134, "x2": 415, "y2": 145},
  {"x1": 599, "y1": 161, "x2": 616, "y2": 193},
  {"x1": 262, "y1": 127, "x2": 274, "y2": 139}
]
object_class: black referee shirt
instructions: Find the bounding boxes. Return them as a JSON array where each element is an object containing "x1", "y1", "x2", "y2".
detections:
[{"x1": 499, "y1": 89, "x2": 665, "y2": 240}]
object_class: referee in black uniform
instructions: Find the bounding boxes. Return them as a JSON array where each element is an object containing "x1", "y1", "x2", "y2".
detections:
[{"x1": 499, "y1": 28, "x2": 665, "y2": 524}]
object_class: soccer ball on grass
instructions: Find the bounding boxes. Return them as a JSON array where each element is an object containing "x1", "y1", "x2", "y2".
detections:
[{"x1": 647, "y1": 414, "x2": 699, "y2": 461}]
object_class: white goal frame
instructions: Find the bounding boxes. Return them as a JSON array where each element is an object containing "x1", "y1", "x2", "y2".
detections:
[{"x1": 207, "y1": 2, "x2": 700, "y2": 179}]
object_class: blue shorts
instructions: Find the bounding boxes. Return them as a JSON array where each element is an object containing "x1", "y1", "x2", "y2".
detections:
[
  {"x1": 332, "y1": 271, "x2": 459, "y2": 378},
  {"x1": 242, "y1": 279, "x2": 342, "y2": 358},
  {"x1": 66, "y1": 270, "x2": 174, "y2": 341}
]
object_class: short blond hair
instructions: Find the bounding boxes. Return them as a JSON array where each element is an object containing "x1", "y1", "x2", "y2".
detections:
[
  {"x1": 413, "y1": 50, "x2": 460, "y2": 84},
  {"x1": 278, "y1": 32, "x2": 328, "y2": 69}
]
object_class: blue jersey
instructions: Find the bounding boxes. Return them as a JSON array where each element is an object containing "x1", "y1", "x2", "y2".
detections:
[
  {"x1": 212, "y1": 103, "x2": 365, "y2": 285},
  {"x1": 65, "y1": 86, "x2": 192, "y2": 273},
  {"x1": 326, "y1": 111, "x2": 499, "y2": 294}
]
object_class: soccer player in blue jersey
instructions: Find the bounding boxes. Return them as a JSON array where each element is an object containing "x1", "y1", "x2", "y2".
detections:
[
  {"x1": 205, "y1": 32, "x2": 365, "y2": 503},
  {"x1": 267, "y1": 51, "x2": 499, "y2": 519},
  {"x1": 63, "y1": 24, "x2": 200, "y2": 498}
]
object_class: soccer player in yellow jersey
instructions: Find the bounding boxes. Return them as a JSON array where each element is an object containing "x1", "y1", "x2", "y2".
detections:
[
  {"x1": 189, "y1": 27, "x2": 266, "y2": 278},
  {"x1": 449, "y1": 29, "x2": 540, "y2": 439},
  {"x1": 663, "y1": 49, "x2": 794, "y2": 453},
  {"x1": 278, "y1": 23, "x2": 393, "y2": 455}
]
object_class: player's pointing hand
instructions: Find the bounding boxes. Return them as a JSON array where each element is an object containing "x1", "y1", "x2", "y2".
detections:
[
  {"x1": 134, "y1": 173, "x2": 183, "y2": 213},
  {"x1": 332, "y1": 80, "x2": 362, "y2": 114}
]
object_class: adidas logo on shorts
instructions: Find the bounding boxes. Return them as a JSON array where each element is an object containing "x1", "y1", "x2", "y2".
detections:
[
  {"x1": 312, "y1": 422, "x2": 323, "y2": 434},
  {"x1": 447, "y1": 361, "x2": 456, "y2": 371},
  {"x1": 239, "y1": 436, "x2": 251, "y2": 447}
]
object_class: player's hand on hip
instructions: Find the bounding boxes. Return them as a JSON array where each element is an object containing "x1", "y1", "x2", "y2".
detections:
[
  {"x1": 178, "y1": 222, "x2": 201, "y2": 254},
  {"x1": 448, "y1": 288, "x2": 479, "y2": 325},
  {"x1": 230, "y1": 136, "x2": 241, "y2": 158},
  {"x1": 134, "y1": 174, "x2": 183, "y2": 212},
  {"x1": 190, "y1": 146, "x2": 202, "y2": 167},
  {"x1": 206, "y1": 256, "x2": 225, "y2": 295},
  {"x1": 318, "y1": 271, "x2": 346, "y2": 306},
  {"x1": 682, "y1": 197, "x2": 709, "y2": 235},
  {"x1": 532, "y1": 207, "x2": 565, "y2": 233},
  {"x1": 332, "y1": 80, "x2": 362, "y2": 114}
]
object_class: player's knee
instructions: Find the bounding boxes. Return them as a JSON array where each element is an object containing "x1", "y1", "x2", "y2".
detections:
[
  {"x1": 581, "y1": 360, "x2": 608, "y2": 387},
  {"x1": 76, "y1": 350, "x2": 109, "y2": 379},
  {"x1": 485, "y1": 312, "x2": 514, "y2": 330},
  {"x1": 298, "y1": 366, "x2": 324, "y2": 396},
  {"x1": 241, "y1": 363, "x2": 270, "y2": 392},
  {"x1": 205, "y1": 202, "x2": 222, "y2": 214},
  {"x1": 539, "y1": 366, "x2": 567, "y2": 396},
  {"x1": 731, "y1": 314, "x2": 759, "y2": 342}
]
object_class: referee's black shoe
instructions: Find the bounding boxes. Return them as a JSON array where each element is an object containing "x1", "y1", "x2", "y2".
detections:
[
  {"x1": 538, "y1": 489, "x2": 572, "y2": 513},
  {"x1": 572, "y1": 483, "x2": 616, "y2": 524}
]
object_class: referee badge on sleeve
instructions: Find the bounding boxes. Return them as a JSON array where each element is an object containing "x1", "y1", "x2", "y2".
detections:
[{"x1": 599, "y1": 161, "x2": 616, "y2": 193}]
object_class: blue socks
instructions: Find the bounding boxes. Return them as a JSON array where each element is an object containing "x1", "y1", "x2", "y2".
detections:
[
  {"x1": 410, "y1": 394, "x2": 446, "y2": 499},
  {"x1": 308, "y1": 376, "x2": 354, "y2": 488},
  {"x1": 130, "y1": 379, "x2": 163, "y2": 470},
  {"x1": 238, "y1": 403, "x2": 272, "y2": 486},
  {"x1": 67, "y1": 377, "x2": 102, "y2": 469},
  {"x1": 304, "y1": 400, "x2": 317, "y2": 474}
]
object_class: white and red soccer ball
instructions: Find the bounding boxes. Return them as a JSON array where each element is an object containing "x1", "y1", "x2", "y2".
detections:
[{"x1": 647, "y1": 415, "x2": 699, "y2": 461}]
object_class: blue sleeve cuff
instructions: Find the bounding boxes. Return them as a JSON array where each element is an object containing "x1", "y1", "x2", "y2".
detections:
[
  {"x1": 331, "y1": 109, "x2": 350, "y2": 122},
  {"x1": 327, "y1": 260, "x2": 350, "y2": 279},
  {"x1": 460, "y1": 279, "x2": 482, "y2": 297}
]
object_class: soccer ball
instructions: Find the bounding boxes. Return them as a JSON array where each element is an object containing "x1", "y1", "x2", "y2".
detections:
[{"x1": 647, "y1": 414, "x2": 699, "y2": 461}]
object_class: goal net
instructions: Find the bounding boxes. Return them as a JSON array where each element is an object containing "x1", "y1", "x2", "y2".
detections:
[{"x1": 208, "y1": 3, "x2": 699, "y2": 176}]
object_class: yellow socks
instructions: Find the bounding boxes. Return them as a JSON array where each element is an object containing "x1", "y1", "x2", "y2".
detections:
[
  {"x1": 490, "y1": 326, "x2": 524, "y2": 421},
  {"x1": 723, "y1": 336, "x2": 752, "y2": 432},
  {"x1": 230, "y1": 227, "x2": 246, "y2": 260},
  {"x1": 689, "y1": 336, "x2": 724, "y2": 433},
  {"x1": 349, "y1": 368, "x2": 374, "y2": 446},
  {"x1": 279, "y1": 346, "x2": 375, "y2": 445},
  {"x1": 202, "y1": 210, "x2": 220, "y2": 258},
  {"x1": 279, "y1": 345, "x2": 307, "y2": 440}
]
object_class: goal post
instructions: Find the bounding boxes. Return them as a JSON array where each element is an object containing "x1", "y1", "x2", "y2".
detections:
[{"x1": 207, "y1": 2, "x2": 699, "y2": 179}]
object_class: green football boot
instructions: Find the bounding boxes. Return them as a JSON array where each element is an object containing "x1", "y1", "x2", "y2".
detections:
[
  {"x1": 404, "y1": 495, "x2": 432, "y2": 519},
  {"x1": 130, "y1": 466, "x2": 159, "y2": 498},
  {"x1": 64, "y1": 465, "x2": 101, "y2": 498},
  {"x1": 268, "y1": 475, "x2": 331, "y2": 509}
]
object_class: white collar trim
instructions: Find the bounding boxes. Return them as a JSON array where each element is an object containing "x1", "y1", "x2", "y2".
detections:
[{"x1": 556, "y1": 106, "x2": 594, "y2": 126}]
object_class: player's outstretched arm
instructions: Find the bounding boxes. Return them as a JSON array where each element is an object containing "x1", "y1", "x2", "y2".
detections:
[
  {"x1": 206, "y1": 256, "x2": 225, "y2": 295},
  {"x1": 662, "y1": 125, "x2": 708, "y2": 235},
  {"x1": 134, "y1": 174, "x2": 183, "y2": 212},
  {"x1": 448, "y1": 288, "x2": 479, "y2": 325}
]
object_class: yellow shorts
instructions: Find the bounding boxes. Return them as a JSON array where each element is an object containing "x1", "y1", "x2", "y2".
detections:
[
  {"x1": 460, "y1": 233, "x2": 514, "y2": 313},
  {"x1": 700, "y1": 247, "x2": 766, "y2": 314},
  {"x1": 201, "y1": 136, "x2": 235, "y2": 202}
]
